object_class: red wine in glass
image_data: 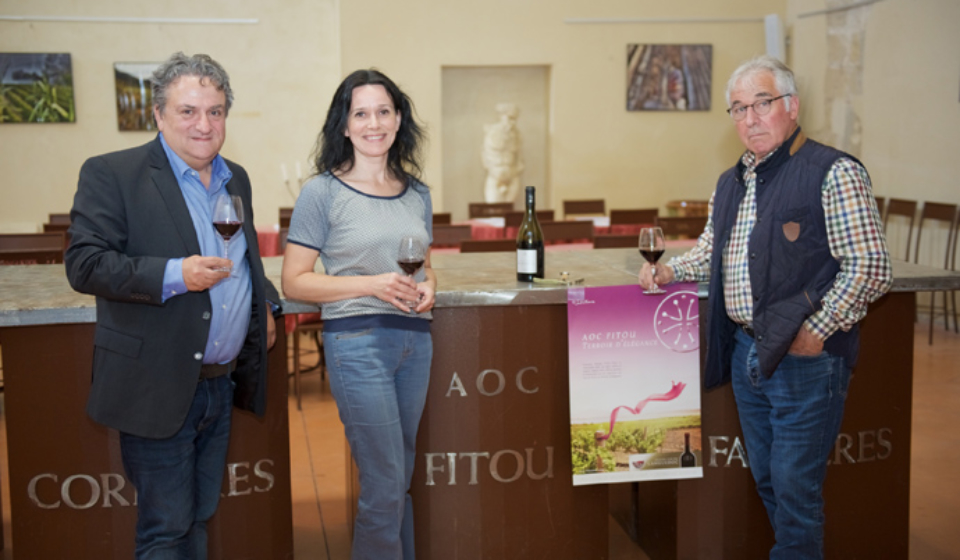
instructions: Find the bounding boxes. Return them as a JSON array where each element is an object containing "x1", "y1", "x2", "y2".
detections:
[
  {"x1": 639, "y1": 248, "x2": 664, "y2": 264},
  {"x1": 639, "y1": 227, "x2": 666, "y2": 295},
  {"x1": 212, "y1": 194, "x2": 243, "y2": 275},
  {"x1": 397, "y1": 259, "x2": 425, "y2": 276},
  {"x1": 397, "y1": 236, "x2": 426, "y2": 312},
  {"x1": 214, "y1": 222, "x2": 242, "y2": 239}
]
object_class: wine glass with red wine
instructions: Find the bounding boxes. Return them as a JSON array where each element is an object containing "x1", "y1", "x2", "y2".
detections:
[
  {"x1": 639, "y1": 226, "x2": 666, "y2": 295},
  {"x1": 212, "y1": 194, "x2": 243, "y2": 276},
  {"x1": 397, "y1": 236, "x2": 426, "y2": 312}
]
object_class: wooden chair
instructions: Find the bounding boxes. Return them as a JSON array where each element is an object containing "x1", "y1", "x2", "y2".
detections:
[
  {"x1": 655, "y1": 216, "x2": 707, "y2": 240},
  {"x1": 468, "y1": 202, "x2": 513, "y2": 218},
  {"x1": 279, "y1": 207, "x2": 294, "y2": 229},
  {"x1": 48, "y1": 213, "x2": 71, "y2": 225},
  {"x1": 0, "y1": 232, "x2": 66, "y2": 264},
  {"x1": 42, "y1": 222, "x2": 70, "y2": 233},
  {"x1": 884, "y1": 198, "x2": 918, "y2": 261},
  {"x1": 540, "y1": 220, "x2": 595, "y2": 243},
  {"x1": 460, "y1": 239, "x2": 516, "y2": 253},
  {"x1": 432, "y1": 212, "x2": 452, "y2": 225},
  {"x1": 290, "y1": 313, "x2": 323, "y2": 411},
  {"x1": 504, "y1": 210, "x2": 555, "y2": 229},
  {"x1": 563, "y1": 199, "x2": 605, "y2": 218},
  {"x1": 913, "y1": 202, "x2": 959, "y2": 344},
  {"x1": 275, "y1": 222, "x2": 323, "y2": 409},
  {"x1": 609, "y1": 208, "x2": 659, "y2": 226},
  {"x1": 432, "y1": 224, "x2": 473, "y2": 247},
  {"x1": 593, "y1": 234, "x2": 638, "y2": 249},
  {"x1": 874, "y1": 197, "x2": 886, "y2": 222}
]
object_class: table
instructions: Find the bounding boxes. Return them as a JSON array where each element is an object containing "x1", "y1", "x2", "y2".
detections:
[
  {"x1": 3, "y1": 254, "x2": 957, "y2": 559},
  {"x1": 257, "y1": 225, "x2": 281, "y2": 257},
  {"x1": 0, "y1": 266, "x2": 293, "y2": 559},
  {"x1": 348, "y1": 251, "x2": 958, "y2": 559}
]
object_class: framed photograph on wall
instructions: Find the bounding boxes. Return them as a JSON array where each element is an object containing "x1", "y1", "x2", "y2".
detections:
[
  {"x1": 115, "y1": 62, "x2": 160, "y2": 131},
  {"x1": 627, "y1": 44, "x2": 712, "y2": 112},
  {"x1": 0, "y1": 53, "x2": 76, "y2": 123}
]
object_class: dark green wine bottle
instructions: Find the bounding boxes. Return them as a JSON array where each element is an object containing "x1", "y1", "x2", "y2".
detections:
[{"x1": 516, "y1": 186, "x2": 545, "y2": 282}]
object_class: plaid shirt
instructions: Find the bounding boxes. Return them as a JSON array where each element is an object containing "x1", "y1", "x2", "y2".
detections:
[{"x1": 667, "y1": 148, "x2": 892, "y2": 341}]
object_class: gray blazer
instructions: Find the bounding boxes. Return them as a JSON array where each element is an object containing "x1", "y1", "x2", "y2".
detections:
[{"x1": 66, "y1": 136, "x2": 279, "y2": 438}]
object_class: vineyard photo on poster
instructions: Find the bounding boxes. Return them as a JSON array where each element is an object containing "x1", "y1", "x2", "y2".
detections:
[
  {"x1": 0, "y1": 53, "x2": 75, "y2": 124},
  {"x1": 567, "y1": 283, "x2": 703, "y2": 485},
  {"x1": 626, "y1": 44, "x2": 712, "y2": 112}
]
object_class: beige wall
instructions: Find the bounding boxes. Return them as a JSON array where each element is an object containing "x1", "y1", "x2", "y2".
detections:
[
  {"x1": 789, "y1": 0, "x2": 960, "y2": 264},
  {"x1": 340, "y1": 0, "x2": 782, "y2": 216},
  {"x1": 0, "y1": 0, "x2": 340, "y2": 232},
  {"x1": 4, "y1": 0, "x2": 956, "y2": 238},
  {"x1": 442, "y1": 66, "x2": 550, "y2": 221}
]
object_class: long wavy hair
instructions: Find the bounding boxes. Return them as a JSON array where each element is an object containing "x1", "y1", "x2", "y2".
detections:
[{"x1": 312, "y1": 69, "x2": 425, "y2": 185}]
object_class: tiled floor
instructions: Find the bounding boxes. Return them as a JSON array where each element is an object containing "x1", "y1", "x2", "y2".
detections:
[{"x1": 1, "y1": 319, "x2": 958, "y2": 558}]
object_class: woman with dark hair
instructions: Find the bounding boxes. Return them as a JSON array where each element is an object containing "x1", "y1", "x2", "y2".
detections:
[{"x1": 282, "y1": 69, "x2": 434, "y2": 560}]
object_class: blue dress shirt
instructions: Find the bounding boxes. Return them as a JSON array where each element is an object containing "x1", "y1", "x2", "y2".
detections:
[{"x1": 159, "y1": 133, "x2": 253, "y2": 365}]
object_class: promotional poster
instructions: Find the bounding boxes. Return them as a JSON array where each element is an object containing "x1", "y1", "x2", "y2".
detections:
[{"x1": 567, "y1": 283, "x2": 702, "y2": 485}]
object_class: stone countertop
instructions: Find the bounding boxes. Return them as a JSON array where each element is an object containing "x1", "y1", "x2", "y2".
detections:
[{"x1": 2, "y1": 249, "x2": 959, "y2": 327}]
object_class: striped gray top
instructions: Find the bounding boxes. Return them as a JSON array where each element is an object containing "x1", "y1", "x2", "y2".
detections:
[{"x1": 287, "y1": 172, "x2": 433, "y2": 322}]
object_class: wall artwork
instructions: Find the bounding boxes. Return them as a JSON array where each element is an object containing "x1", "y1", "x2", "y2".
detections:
[
  {"x1": 115, "y1": 62, "x2": 160, "y2": 131},
  {"x1": 627, "y1": 44, "x2": 712, "y2": 112},
  {"x1": 0, "y1": 53, "x2": 76, "y2": 123}
]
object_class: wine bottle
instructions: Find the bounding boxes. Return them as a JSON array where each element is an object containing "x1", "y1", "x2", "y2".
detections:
[
  {"x1": 681, "y1": 432, "x2": 696, "y2": 467},
  {"x1": 516, "y1": 186, "x2": 544, "y2": 282}
]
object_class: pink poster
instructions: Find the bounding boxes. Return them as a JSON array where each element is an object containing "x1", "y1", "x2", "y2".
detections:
[{"x1": 567, "y1": 283, "x2": 702, "y2": 485}]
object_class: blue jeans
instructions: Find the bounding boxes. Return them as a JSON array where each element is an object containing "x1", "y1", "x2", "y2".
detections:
[
  {"x1": 120, "y1": 375, "x2": 234, "y2": 560},
  {"x1": 323, "y1": 327, "x2": 433, "y2": 560},
  {"x1": 732, "y1": 327, "x2": 850, "y2": 560}
]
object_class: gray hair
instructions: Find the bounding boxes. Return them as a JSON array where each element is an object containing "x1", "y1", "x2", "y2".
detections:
[
  {"x1": 151, "y1": 52, "x2": 234, "y2": 115},
  {"x1": 725, "y1": 55, "x2": 797, "y2": 110}
]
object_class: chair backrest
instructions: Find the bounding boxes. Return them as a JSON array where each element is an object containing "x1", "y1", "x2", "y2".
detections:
[
  {"x1": 666, "y1": 200, "x2": 710, "y2": 217},
  {"x1": 609, "y1": 208, "x2": 659, "y2": 226},
  {"x1": 884, "y1": 198, "x2": 918, "y2": 261},
  {"x1": 655, "y1": 216, "x2": 707, "y2": 240},
  {"x1": 874, "y1": 196, "x2": 886, "y2": 221},
  {"x1": 468, "y1": 202, "x2": 513, "y2": 218},
  {"x1": 914, "y1": 202, "x2": 959, "y2": 267},
  {"x1": 42, "y1": 222, "x2": 70, "y2": 233},
  {"x1": 48, "y1": 213, "x2": 71, "y2": 225},
  {"x1": 540, "y1": 220, "x2": 595, "y2": 243},
  {"x1": 432, "y1": 212, "x2": 452, "y2": 225},
  {"x1": 278, "y1": 227, "x2": 289, "y2": 254},
  {"x1": 279, "y1": 207, "x2": 294, "y2": 229},
  {"x1": 563, "y1": 199, "x2": 605, "y2": 217},
  {"x1": 593, "y1": 234, "x2": 638, "y2": 249},
  {"x1": 0, "y1": 232, "x2": 66, "y2": 264},
  {"x1": 432, "y1": 224, "x2": 472, "y2": 247},
  {"x1": 460, "y1": 239, "x2": 516, "y2": 253},
  {"x1": 503, "y1": 210, "x2": 555, "y2": 228}
]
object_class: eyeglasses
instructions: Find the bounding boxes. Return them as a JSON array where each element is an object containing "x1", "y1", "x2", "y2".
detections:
[{"x1": 726, "y1": 94, "x2": 792, "y2": 121}]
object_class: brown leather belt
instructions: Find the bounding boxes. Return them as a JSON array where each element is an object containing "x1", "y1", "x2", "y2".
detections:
[
  {"x1": 199, "y1": 359, "x2": 237, "y2": 380},
  {"x1": 740, "y1": 324, "x2": 756, "y2": 338}
]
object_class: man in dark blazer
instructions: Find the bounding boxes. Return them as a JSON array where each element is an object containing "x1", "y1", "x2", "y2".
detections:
[{"x1": 65, "y1": 52, "x2": 279, "y2": 559}]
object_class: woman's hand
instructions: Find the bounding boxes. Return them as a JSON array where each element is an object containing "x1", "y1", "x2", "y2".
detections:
[
  {"x1": 414, "y1": 281, "x2": 436, "y2": 313},
  {"x1": 371, "y1": 272, "x2": 421, "y2": 312}
]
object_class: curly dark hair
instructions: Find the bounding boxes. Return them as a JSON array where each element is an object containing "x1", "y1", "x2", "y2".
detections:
[
  {"x1": 312, "y1": 69, "x2": 425, "y2": 185},
  {"x1": 152, "y1": 52, "x2": 233, "y2": 115}
]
